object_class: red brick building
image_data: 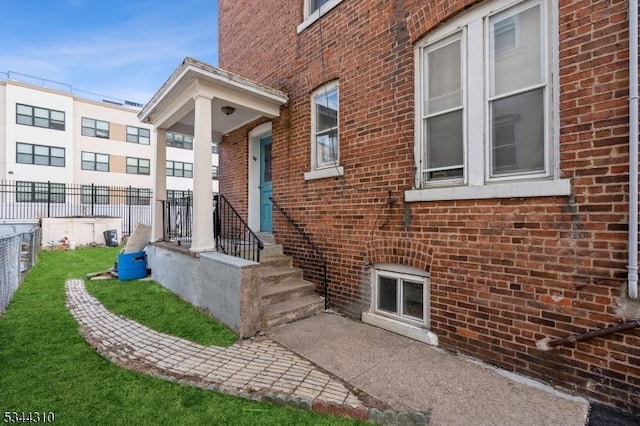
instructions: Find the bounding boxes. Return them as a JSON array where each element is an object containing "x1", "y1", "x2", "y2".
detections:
[{"x1": 217, "y1": 0, "x2": 640, "y2": 411}]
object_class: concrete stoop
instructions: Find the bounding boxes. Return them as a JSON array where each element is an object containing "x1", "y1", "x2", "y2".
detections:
[{"x1": 259, "y1": 243, "x2": 324, "y2": 329}]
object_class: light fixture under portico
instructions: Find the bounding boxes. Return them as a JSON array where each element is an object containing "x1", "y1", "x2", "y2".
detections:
[{"x1": 139, "y1": 57, "x2": 288, "y2": 253}]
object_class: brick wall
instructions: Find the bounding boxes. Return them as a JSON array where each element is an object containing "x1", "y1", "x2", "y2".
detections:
[{"x1": 219, "y1": 0, "x2": 640, "y2": 410}]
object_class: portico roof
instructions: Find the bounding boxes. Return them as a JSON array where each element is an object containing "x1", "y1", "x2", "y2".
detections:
[{"x1": 138, "y1": 57, "x2": 288, "y2": 136}]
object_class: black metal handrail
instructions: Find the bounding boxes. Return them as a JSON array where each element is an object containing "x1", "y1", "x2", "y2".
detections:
[
  {"x1": 270, "y1": 197, "x2": 328, "y2": 309},
  {"x1": 214, "y1": 194, "x2": 264, "y2": 262},
  {"x1": 162, "y1": 197, "x2": 192, "y2": 244}
]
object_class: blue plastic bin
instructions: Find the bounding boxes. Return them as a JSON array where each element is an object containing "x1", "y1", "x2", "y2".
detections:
[{"x1": 117, "y1": 251, "x2": 147, "y2": 281}]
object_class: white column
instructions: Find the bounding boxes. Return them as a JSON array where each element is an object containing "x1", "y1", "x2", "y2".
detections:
[
  {"x1": 151, "y1": 128, "x2": 167, "y2": 242},
  {"x1": 191, "y1": 95, "x2": 215, "y2": 252}
]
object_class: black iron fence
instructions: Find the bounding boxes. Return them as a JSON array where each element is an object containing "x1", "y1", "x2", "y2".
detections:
[
  {"x1": 0, "y1": 180, "x2": 152, "y2": 237},
  {"x1": 163, "y1": 196, "x2": 193, "y2": 243},
  {"x1": 162, "y1": 194, "x2": 264, "y2": 262}
]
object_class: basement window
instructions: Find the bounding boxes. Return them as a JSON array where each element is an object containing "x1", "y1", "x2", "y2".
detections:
[
  {"x1": 375, "y1": 267, "x2": 428, "y2": 325},
  {"x1": 363, "y1": 264, "x2": 437, "y2": 345}
]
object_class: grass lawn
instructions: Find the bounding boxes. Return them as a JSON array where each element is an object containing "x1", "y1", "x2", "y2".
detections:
[
  {"x1": 85, "y1": 276, "x2": 237, "y2": 347},
  {"x1": 0, "y1": 247, "x2": 362, "y2": 425}
]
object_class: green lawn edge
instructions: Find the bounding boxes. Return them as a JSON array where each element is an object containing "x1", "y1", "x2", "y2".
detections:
[
  {"x1": 0, "y1": 247, "x2": 363, "y2": 425},
  {"x1": 85, "y1": 278, "x2": 237, "y2": 347}
]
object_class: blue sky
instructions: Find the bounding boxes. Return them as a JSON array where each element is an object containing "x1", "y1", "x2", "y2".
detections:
[{"x1": 0, "y1": 0, "x2": 218, "y2": 104}]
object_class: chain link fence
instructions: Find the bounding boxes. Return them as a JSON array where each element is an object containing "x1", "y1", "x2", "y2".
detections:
[{"x1": 0, "y1": 228, "x2": 41, "y2": 314}]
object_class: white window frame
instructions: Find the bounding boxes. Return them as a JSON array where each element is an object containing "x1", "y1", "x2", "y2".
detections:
[
  {"x1": 407, "y1": 0, "x2": 569, "y2": 202},
  {"x1": 305, "y1": 80, "x2": 344, "y2": 181},
  {"x1": 374, "y1": 269, "x2": 429, "y2": 327},
  {"x1": 362, "y1": 263, "x2": 438, "y2": 346},
  {"x1": 419, "y1": 30, "x2": 467, "y2": 185},
  {"x1": 486, "y1": 0, "x2": 550, "y2": 182},
  {"x1": 297, "y1": 0, "x2": 344, "y2": 33}
]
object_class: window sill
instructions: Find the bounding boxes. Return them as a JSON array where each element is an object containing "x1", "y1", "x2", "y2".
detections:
[
  {"x1": 297, "y1": 0, "x2": 344, "y2": 34},
  {"x1": 362, "y1": 312, "x2": 438, "y2": 346},
  {"x1": 304, "y1": 166, "x2": 344, "y2": 181},
  {"x1": 405, "y1": 178, "x2": 571, "y2": 202}
]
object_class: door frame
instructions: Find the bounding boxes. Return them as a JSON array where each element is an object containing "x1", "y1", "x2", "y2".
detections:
[{"x1": 247, "y1": 122, "x2": 272, "y2": 231}]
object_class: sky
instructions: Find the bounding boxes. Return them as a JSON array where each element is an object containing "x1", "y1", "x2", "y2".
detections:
[{"x1": 0, "y1": 0, "x2": 219, "y2": 105}]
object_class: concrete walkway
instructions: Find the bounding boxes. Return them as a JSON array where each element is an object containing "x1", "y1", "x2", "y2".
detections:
[
  {"x1": 67, "y1": 279, "x2": 435, "y2": 423},
  {"x1": 66, "y1": 278, "x2": 589, "y2": 425},
  {"x1": 269, "y1": 313, "x2": 590, "y2": 426}
]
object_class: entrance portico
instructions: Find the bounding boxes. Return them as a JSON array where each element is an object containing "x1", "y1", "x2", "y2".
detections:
[{"x1": 138, "y1": 58, "x2": 287, "y2": 252}]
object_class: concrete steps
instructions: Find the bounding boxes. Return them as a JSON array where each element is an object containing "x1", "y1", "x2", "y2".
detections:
[
  {"x1": 262, "y1": 295, "x2": 325, "y2": 329},
  {"x1": 259, "y1": 242, "x2": 324, "y2": 330},
  {"x1": 262, "y1": 280, "x2": 316, "y2": 306}
]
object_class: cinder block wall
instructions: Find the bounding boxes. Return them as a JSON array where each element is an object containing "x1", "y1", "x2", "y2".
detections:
[{"x1": 219, "y1": 0, "x2": 639, "y2": 410}]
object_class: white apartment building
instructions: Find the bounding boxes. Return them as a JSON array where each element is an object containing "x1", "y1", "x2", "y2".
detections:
[{"x1": 0, "y1": 72, "x2": 219, "y2": 199}]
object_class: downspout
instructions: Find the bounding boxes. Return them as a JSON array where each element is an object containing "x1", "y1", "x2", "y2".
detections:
[{"x1": 629, "y1": 0, "x2": 639, "y2": 299}]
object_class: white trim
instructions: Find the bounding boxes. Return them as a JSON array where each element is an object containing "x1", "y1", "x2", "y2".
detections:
[
  {"x1": 375, "y1": 263, "x2": 429, "y2": 277},
  {"x1": 309, "y1": 80, "x2": 340, "y2": 173},
  {"x1": 373, "y1": 269, "x2": 429, "y2": 326},
  {"x1": 405, "y1": 178, "x2": 570, "y2": 202},
  {"x1": 414, "y1": 0, "x2": 558, "y2": 193},
  {"x1": 304, "y1": 166, "x2": 344, "y2": 181},
  {"x1": 485, "y1": 0, "x2": 551, "y2": 181},
  {"x1": 467, "y1": 19, "x2": 485, "y2": 186},
  {"x1": 297, "y1": 0, "x2": 344, "y2": 33},
  {"x1": 362, "y1": 312, "x2": 439, "y2": 346}
]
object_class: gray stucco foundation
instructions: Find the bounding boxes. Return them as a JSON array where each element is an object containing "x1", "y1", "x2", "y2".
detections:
[{"x1": 145, "y1": 244, "x2": 262, "y2": 338}]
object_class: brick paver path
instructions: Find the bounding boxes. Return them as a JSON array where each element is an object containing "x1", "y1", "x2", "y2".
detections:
[{"x1": 65, "y1": 279, "x2": 363, "y2": 406}]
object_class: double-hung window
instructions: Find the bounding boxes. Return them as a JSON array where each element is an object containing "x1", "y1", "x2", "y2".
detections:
[
  {"x1": 126, "y1": 157, "x2": 150, "y2": 175},
  {"x1": 81, "y1": 118, "x2": 110, "y2": 138},
  {"x1": 81, "y1": 152, "x2": 109, "y2": 172},
  {"x1": 411, "y1": 0, "x2": 569, "y2": 200},
  {"x1": 421, "y1": 33, "x2": 465, "y2": 182},
  {"x1": 305, "y1": 81, "x2": 343, "y2": 180},
  {"x1": 488, "y1": 3, "x2": 546, "y2": 177},
  {"x1": 126, "y1": 126, "x2": 150, "y2": 145}
]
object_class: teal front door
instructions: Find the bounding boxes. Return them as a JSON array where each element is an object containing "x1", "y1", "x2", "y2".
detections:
[{"x1": 260, "y1": 136, "x2": 273, "y2": 232}]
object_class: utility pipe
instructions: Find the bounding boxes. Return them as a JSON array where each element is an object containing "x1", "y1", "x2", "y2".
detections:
[
  {"x1": 628, "y1": 0, "x2": 639, "y2": 299},
  {"x1": 537, "y1": 320, "x2": 640, "y2": 350}
]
